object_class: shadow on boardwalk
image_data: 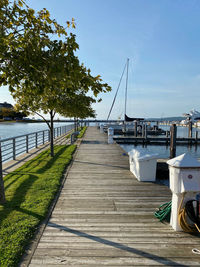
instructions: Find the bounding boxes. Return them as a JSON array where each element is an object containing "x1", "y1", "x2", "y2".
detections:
[{"x1": 48, "y1": 222, "x2": 188, "y2": 267}]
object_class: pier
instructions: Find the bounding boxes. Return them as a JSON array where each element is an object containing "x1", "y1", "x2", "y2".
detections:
[
  {"x1": 23, "y1": 127, "x2": 200, "y2": 266},
  {"x1": 113, "y1": 136, "x2": 200, "y2": 145}
]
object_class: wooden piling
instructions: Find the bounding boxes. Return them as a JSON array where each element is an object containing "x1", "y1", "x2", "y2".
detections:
[
  {"x1": 170, "y1": 124, "x2": 177, "y2": 159},
  {"x1": 134, "y1": 121, "x2": 137, "y2": 137},
  {"x1": 142, "y1": 124, "x2": 145, "y2": 138},
  {"x1": 166, "y1": 130, "x2": 169, "y2": 145},
  {"x1": 188, "y1": 121, "x2": 193, "y2": 138},
  {"x1": 195, "y1": 131, "x2": 198, "y2": 144},
  {"x1": 144, "y1": 124, "x2": 147, "y2": 140}
]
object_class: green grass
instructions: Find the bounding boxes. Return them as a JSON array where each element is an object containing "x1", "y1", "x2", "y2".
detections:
[
  {"x1": 0, "y1": 144, "x2": 76, "y2": 267},
  {"x1": 77, "y1": 126, "x2": 87, "y2": 138},
  {"x1": 66, "y1": 133, "x2": 71, "y2": 139}
]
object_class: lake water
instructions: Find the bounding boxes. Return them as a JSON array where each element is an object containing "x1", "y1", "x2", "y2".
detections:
[
  {"x1": 0, "y1": 122, "x2": 72, "y2": 139},
  {"x1": 1, "y1": 122, "x2": 200, "y2": 158},
  {"x1": 120, "y1": 125, "x2": 200, "y2": 159}
]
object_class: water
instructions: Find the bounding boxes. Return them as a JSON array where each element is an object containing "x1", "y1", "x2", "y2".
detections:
[
  {"x1": 120, "y1": 125, "x2": 200, "y2": 159},
  {"x1": 0, "y1": 122, "x2": 72, "y2": 139}
]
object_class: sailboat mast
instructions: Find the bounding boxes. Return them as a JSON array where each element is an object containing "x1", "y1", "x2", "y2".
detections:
[{"x1": 124, "y1": 58, "x2": 129, "y2": 120}]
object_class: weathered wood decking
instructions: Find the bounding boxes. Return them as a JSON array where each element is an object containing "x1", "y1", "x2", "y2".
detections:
[{"x1": 28, "y1": 127, "x2": 200, "y2": 266}]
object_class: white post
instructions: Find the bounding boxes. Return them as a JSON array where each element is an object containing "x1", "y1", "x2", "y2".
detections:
[
  {"x1": 108, "y1": 127, "x2": 114, "y2": 144},
  {"x1": 167, "y1": 153, "x2": 200, "y2": 231},
  {"x1": 100, "y1": 124, "x2": 104, "y2": 133}
]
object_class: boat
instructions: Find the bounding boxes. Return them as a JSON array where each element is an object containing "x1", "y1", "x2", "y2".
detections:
[
  {"x1": 105, "y1": 59, "x2": 165, "y2": 136},
  {"x1": 180, "y1": 109, "x2": 200, "y2": 125}
]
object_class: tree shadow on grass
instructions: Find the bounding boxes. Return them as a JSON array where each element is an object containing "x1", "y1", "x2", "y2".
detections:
[
  {"x1": 3, "y1": 145, "x2": 69, "y2": 191},
  {"x1": 0, "y1": 145, "x2": 74, "y2": 228},
  {"x1": 0, "y1": 174, "x2": 39, "y2": 228}
]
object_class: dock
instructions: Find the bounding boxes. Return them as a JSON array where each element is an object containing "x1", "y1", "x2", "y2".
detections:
[
  {"x1": 114, "y1": 135, "x2": 200, "y2": 145},
  {"x1": 25, "y1": 127, "x2": 200, "y2": 266}
]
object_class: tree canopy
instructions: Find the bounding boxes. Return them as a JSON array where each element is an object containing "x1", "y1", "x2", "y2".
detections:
[
  {"x1": 0, "y1": 0, "x2": 111, "y2": 157},
  {"x1": 0, "y1": 0, "x2": 112, "y2": 203}
]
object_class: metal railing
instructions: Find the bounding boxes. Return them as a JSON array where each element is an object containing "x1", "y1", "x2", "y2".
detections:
[{"x1": 0, "y1": 124, "x2": 74, "y2": 163}]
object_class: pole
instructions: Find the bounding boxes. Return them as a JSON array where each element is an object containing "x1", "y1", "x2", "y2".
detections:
[
  {"x1": 134, "y1": 121, "x2": 137, "y2": 137},
  {"x1": 170, "y1": 124, "x2": 177, "y2": 159},
  {"x1": 188, "y1": 121, "x2": 193, "y2": 138},
  {"x1": 107, "y1": 61, "x2": 127, "y2": 120},
  {"x1": 124, "y1": 58, "x2": 129, "y2": 120}
]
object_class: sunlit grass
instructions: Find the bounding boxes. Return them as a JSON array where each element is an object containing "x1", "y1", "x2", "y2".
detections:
[
  {"x1": 77, "y1": 126, "x2": 87, "y2": 138},
  {"x1": 0, "y1": 144, "x2": 76, "y2": 267}
]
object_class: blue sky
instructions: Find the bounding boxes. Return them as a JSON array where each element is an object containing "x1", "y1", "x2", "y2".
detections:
[{"x1": 1, "y1": 0, "x2": 200, "y2": 119}]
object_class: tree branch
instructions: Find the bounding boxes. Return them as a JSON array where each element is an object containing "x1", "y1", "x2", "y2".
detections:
[{"x1": 34, "y1": 111, "x2": 50, "y2": 129}]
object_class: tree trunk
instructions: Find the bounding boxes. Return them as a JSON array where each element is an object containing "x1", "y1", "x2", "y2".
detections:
[
  {"x1": 0, "y1": 141, "x2": 6, "y2": 204},
  {"x1": 50, "y1": 111, "x2": 54, "y2": 157}
]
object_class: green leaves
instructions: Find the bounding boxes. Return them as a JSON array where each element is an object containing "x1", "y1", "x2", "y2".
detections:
[
  {"x1": 0, "y1": 0, "x2": 111, "y2": 122},
  {"x1": 18, "y1": 0, "x2": 23, "y2": 7}
]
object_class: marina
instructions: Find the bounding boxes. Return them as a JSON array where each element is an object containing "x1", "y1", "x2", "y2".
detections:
[{"x1": 2, "y1": 1, "x2": 200, "y2": 265}]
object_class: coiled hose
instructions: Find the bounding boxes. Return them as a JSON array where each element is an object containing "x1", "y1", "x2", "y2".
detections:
[
  {"x1": 154, "y1": 201, "x2": 171, "y2": 222},
  {"x1": 178, "y1": 193, "x2": 200, "y2": 233}
]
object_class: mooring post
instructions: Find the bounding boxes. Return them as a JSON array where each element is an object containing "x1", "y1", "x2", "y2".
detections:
[
  {"x1": 134, "y1": 121, "x2": 137, "y2": 137},
  {"x1": 166, "y1": 130, "x2": 169, "y2": 145},
  {"x1": 142, "y1": 124, "x2": 145, "y2": 138},
  {"x1": 144, "y1": 124, "x2": 147, "y2": 140},
  {"x1": 170, "y1": 124, "x2": 177, "y2": 159},
  {"x1": 195, "y1": 131, "x2": 198, "y2": 144},
  {"x1": 188, "y1": 121, "x2": 193, "y2": 138},
  {"x1": 0, "y1": 140, "x2": 5, "y2": 204}
]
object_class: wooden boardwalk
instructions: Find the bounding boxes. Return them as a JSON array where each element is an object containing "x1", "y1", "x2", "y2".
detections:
[{"x1": 27, "y1": 127, "x2": 200, "y2": 266}]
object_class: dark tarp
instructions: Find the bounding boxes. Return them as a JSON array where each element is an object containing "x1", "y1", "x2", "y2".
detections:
[{"x1": 125, "y1": 114, "x2": 144, "y2": 122}]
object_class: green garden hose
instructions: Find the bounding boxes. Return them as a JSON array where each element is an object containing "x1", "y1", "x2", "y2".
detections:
[{"x1": 154, "y1": 201, "x2": 171, "y2": 222}]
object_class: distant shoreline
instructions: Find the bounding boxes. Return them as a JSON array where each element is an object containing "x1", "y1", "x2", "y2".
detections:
[{"x1": 0, "y1": 120, "x2": 44, "y2": 123}]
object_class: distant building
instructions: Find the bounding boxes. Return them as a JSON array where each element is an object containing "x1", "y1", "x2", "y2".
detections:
[{"x1": 0, "y1": 102, "x2": 13, "y2": 109}]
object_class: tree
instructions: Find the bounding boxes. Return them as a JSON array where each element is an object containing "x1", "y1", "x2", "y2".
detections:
[
  {"x1": 1, "y1": 107, "x2": 14, "y2": 118},
  {"x1": 61, "y1": 93, "x2": 96, "y2": 130},
  {"x1": 0, "y1": 0, "x2": 74, "y2": 203},
  {"x1": 1, "y1": 0, "x2": 111, "y2": 158},
  {"x1": 0, "y1": 0, "x2": 111, "y2": 203}
]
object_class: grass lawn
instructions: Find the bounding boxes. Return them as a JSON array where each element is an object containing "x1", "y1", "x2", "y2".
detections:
[
  {"x1": 77, "y1": 126, "x2": 87, "y2": 138},
  {"x1": 0, "y1": 144, "x2": 76, "y2": 267}
]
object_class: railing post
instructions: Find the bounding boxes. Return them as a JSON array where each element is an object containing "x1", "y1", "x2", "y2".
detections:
[
  {"x1": 53, "y1": 128, "x2": 55, "y2": 139},
  {"x1": 71, "y1": 133, "x2": 74, "y2": 144},
  {"x1": 0, "y1": 140, "x2": 5, "y2": 204},
  {"x1": 13, "y1": 138, "x2": 16, "y2": 160},
  {"x1": 26, "y1": 135, "x2": 29, "y2": 153},
  {"x1": 43, "y1": 131, "x2": 45, "y2": 144},
  {"x1": 48, "y1": 130, "x2": 50, "y2": 142},
  {"x1": 35, "y1": 132, "x2": 38, "y2": 148}
]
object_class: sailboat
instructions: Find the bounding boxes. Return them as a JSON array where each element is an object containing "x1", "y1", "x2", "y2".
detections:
[
  {"x1": 105, "y1": 59, "x2": 165, "y2": 135},
  {"x1": 107, "y1": 58, "x2": 144, "y2": 123}
]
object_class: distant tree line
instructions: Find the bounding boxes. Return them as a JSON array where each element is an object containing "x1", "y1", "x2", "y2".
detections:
[{"x1": 0, "y1": 106, "x2": 27, "y2": 120}]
